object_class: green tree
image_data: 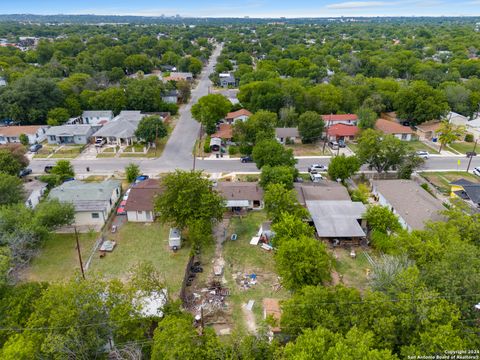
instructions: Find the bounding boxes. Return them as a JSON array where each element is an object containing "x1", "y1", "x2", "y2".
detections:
[
  {"x1": 275, "y1": 235, "x2": 332, "y2": 291},
  {"x1": 437, "y1": 121, "x2": 465, "y2": 152},
  {"x1": 88, "y1": 87, "x2": 127, "y2": 115},
  {"x1": 124, "y1": 54, "x2": 153, "y2": 74},
  {"x1": 46, "y1": 107, "x2": 70, "y2": 126},
  {"x1": 0, "y1": 147, "x2": 28, "y2": 176},
  {"x1": 125, "y1": 78, "x2": 167, "y2": 112},
  {"x1": 306, "y1": 83, "x2": 343, "y2": 114},
  {"x1": 271, "y1": 212, "x2": 314, "y2": 247},
  {"x1": 357, "y1": 107, "x2": 378, "y2": 130},
  {"x1": 259, "y1": 165, "x2": 296, "y2": 190},
  {"x1": 50, "y1": 160, "x2": 75, "y2": 183},
  {"x1": 264, "y1": 183, "x2": 307, "y2": 223},
  {"x1": 327, "y1": 155, "x2": 360, "y2": 182},
  {"x1": 191, "y1": 94, "x2": 232, "y2": 134},
  {"x1": 188, "y1": 57, "x2": 203, "y2": 76},
  {"x1": 0, "y1": 173, "x2": 24, "y2": 206},
  {"x1": 34, "y1": 199, "x2": 75, "y2": 230},
  {"x1": 356, "y1": 129, "x2": 408, "y2": 173},
  {"x1": 155, "y1": 170, "x2": 225, "y2": 230},
  {"x1": 350, "y1": 183, "x2": 371, "y2": 204},
  {"x1": 252, "y1": 139, "x2": 296, "y2": 169},
  {"x1": 125, "y1": 163, "x2": 140, "y2": 183},
  {"x1": 397, "y1": 153, "x2": 425, "y2": 179},
  {"x1": 365, "y1": 205, "x2": 402, "y2": 234},
  {"x1": 18, "y1": 134, "x2": 29, "y2": 146},
  {"x1": 134, "y1": 115, "x2": 168, "y2": 143},
  {"x1": 298, "y1": 111, "x2": 324, "y2": 143}
]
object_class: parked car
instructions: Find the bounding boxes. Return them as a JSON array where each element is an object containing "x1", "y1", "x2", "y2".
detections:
[
  {"x1": 123, "y1": 188, "x2": 131, "y2": 201},
  {"x1": 135, "y1": 175, "x2": 149, "y2": 183},
  {"x1": 473, "y1": 167, "x2": 480, "y2": 177},
  {"x1": 338, "y1": 139, "x2": 346, "y2": 148},
  {"x1": 29, "y1": 144, "x2": 42, "y2": 153},
  {"x1": 308, "y1": 164, "x2": 328, "y2": 173},
  {"x1": 44, "y1": 165, "x2": 54, "y2": 173},
  {"x1": 416, "y1": 151, "x2": 430, "y2": 159},
  {"x1": 117, "y1": 200, "x2": 127, "y2": 215},
  {"x1": 328, "y1": 141, "x2": 339, "y2": 150},
  {"x1": 19, "y1": 168, "x2": 32, "y2": 177},
  {"x1": 95, "y1": 137, "x2": 106, "y2": 147},
  {"x1": 240, "y1": 155, "x2": 253, "y2": 163},
  {"x1": 310, "y1": 173, "x2": 324, "y2": 182}
]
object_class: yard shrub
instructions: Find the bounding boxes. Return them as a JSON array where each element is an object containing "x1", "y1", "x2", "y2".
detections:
[
  {"x1": 465, "y1": 133, "x2": 474, "y2": 142},
  {"x1": 203, "y1": 135, "x2": 211, "y2": 153},
  {"x1": 228, "y1": 146, "x2": 238, "y2": 155}
]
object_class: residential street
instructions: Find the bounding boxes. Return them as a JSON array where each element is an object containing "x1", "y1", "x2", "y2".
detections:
[{"x1": 27, "y1": 43, "x2": 480, "y2": 178}]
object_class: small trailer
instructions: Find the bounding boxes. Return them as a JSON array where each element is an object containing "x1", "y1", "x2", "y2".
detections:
[{"x1": 169, "y1": 228, "x2": 182, "y2": 250}]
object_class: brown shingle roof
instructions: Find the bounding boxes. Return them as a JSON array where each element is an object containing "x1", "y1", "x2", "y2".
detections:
[
  {"x1": 295, "y1": 182, "x2": 351, "y2": 205},
  {"x1": 375, "y1": 118, "x2": 414, "y2": 135},
  {"x1": 226, "y1": 109, "x2": 252, "y2": 120},
  {"x1": 124, "y1": 179, "x2": 163, "y2": 212},
  {"x1": 321, "y1": 114, "x2": 358, "y2": 122},
  {"x1": 212, "y1": 124, "x2": 233, "y2": 139},
  {"x1": 416, "y1": 120, "x2": 441, "y2": 133},
  {"x1": 216, "y1": 182, "x2": 264, "y2": 201},
  {"x1": 0, "y1": 125, "x2": 44, "y2": 137}
]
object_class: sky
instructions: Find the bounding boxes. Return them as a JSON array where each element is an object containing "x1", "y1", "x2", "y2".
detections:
[{"x1": 1, "y1": 0, "x2": 480, "y2": 18}]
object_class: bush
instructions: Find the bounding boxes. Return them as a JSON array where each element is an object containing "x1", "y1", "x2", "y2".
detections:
[
  {"x1": 465, "y1": 133, "x2": 474, "y2": 142},
  {"x1": 203, "y1": 136, "x2": 211, "y2": 153},
  {"x1": 228, "y1": 146, "x2": 238, "y2": 155},
  {"x1": 239, "y1": 144, "x2": 253, "y2": 155}
]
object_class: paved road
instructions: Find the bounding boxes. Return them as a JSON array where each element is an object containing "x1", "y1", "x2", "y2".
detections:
[{"x1": 27, "y1": 42, "x2": 480, "y2": 177}]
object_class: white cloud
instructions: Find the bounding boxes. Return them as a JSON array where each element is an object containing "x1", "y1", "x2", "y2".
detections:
[{"x1": 326, "y1": 1, "x2": 390, "y2": 9}]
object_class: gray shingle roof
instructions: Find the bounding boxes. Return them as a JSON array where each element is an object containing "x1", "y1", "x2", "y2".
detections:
[
  {"x1": 372, "y1": 180, "x2": 446, "y2": 230},
  {"x1": 93, "y1": 111, "x2": 144, "y2": 139},
  {"x1": 82, "y1": 110, "x2": 113, "y2": 118},
  {"x1": 45, "y1": 124, "x2": 94, "y2": 137},
  {"x1": 275, "y1": 127, "x2": 299, "y2": 138},
  {"x1": 49, "y1": 180, "x2": 121, "y2": 212}
]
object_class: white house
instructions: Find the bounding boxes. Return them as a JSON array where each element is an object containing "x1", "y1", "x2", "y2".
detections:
[
  {"x1": 49, "y1": 180, "x2": 122, "y2": 231},
  {"x1": 92, "y1": 111, "x2": 146, "y2": 145},
  {"x1": 447, "y1": 111, "x2": 469, "y2": 127},
  {"x1": 375, "y1": 119, "x2": 416, "y2": 141},
  {"x1": 225, "y1": 109, "x2": 252, "y2": 124},
  {"x1": 466, "y1": 117, "x2": 480, "y2": 141},
  {"x1": 125, "y1": 179, "x2": 162, "y2": 222},
  {"x1": 275, "y1": 127, "x2": 300, "y2": 144},
  {"x1": 0, "y1": 125, "x2": 49, "y2": 145},
  {"x1": 45, "y1": 124, "x2": 97, "y2": 145},
  {"x1": 81, "y1": 110, "x2": 114, "y2": 125},
  {"x1": 161, "y1": 90, "x2": 179, "y2": 104}
]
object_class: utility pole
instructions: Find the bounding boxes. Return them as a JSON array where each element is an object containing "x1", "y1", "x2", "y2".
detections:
[
  {"x1": 193, "y1": 126, "x2": 202, "y2": 171},
  {"x1": 466, "y1": 139, "x2": 478, "y2": 173},
  {"x1": 74, "y1": 226, "x2": 85, "y2": 280},
  {"x1": 323, "y1": 113, "x2": 331, "y2": 154},
  {"x1": 155, "y1": 124, "x2": 158, "y2": 157}
]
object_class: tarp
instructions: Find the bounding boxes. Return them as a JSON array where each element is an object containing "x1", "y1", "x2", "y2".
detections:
[{"x1": 226, "y1": 200, "x2": 250, "y2": 208}]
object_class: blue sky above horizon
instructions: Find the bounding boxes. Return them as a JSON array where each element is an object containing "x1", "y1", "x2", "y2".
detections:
[{"x1": 1, "y1": 0, "x2": 480, "y2": 18}]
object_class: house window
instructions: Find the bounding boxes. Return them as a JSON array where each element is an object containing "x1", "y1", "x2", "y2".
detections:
[
  {"x1": 137, "y1": 211, "x2": 143, "y2": 215},
  {"x1": 91, "y1": 213, "x2": 100, "y2": 219},
  {"x1": 401, "y1": 134, "x2": 408, "y2": 140}
]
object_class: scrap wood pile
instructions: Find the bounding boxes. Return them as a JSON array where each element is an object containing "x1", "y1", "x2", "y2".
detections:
[
  {"x1": 233, "y1": 272, "x2": 258, "y2": 291},
  {"x1": 185, "y1": 280, "x2": 230, "y2": 318}
]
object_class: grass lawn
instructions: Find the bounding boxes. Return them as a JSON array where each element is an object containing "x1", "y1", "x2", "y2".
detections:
[
  {"x1": 408, "y1": 140, "x2": 439, "y2": 153},
  {"x1": 223, "y1": 212, "x2": 290, "y2": 334},
  {"x1": 286, "y1": 143, "x2": 331, "y2": 156},
  {"x1": 88, "y1": 222, "x2": 191, "y2": 296},
  {"x1": 49, "y1": 145, "x2": 85, "y2": 159},
  {"x1": 347, "y1": 142, "x2": 359, "y2": 153},
  {"x1": 448, "y1": 142, "x2": 478, "y2": 155},
  {"x1": 333, "y1": 248, "x2": 371, "y2": 292},
  {"x1": 97, "y1": 152, "x2": 116, "y2": 158},
  {"x1": 119, "y1": 147, "x2": 158, "y2": 158},
  {"x1": 22, "y1": 232, "x2": 98, "y2": 283},
  {"x1": 420, "y1": 171, "x2": 480, "y2": 194}
]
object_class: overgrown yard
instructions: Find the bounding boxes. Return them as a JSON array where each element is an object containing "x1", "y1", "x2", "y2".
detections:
[
  {"x1": 408, "y1": 140, "x2": 439, "y2": 153},
  {"x1": 88, "y1": 222, "x2": 191, "y2": 296},
  {"x1": 22, "y1": 232, "x2": 98, "y2": 282},
  {"x1": 286, "y1": 143, "x2": 331, "y2": 156},
  {"x1": 223, "y1": 211, "x2": 290, "y2": 334},
  {"x1": 333, "y1": 247, "x2": 371, "y2": 292},
  {"x1": 50, "y1": 145, "x2": 84, "y2": 158},
  {"x1": 420, "y1": 171, "x2": 480, "y2": 194}
]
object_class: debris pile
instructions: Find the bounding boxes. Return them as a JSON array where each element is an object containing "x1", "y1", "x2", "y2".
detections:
[
  {"x1": 234, "y1": 272, "x2": 258, "y2": 291},
  {"x1": 186, "y1": 280, "x2": 230, "y2": 318}
]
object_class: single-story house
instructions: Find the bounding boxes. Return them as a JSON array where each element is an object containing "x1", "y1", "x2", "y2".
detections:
[
  {"x1": 295, "y1": 181, "x2": 351, "y2": 206},
  {"x1": 371, "y1": 180, "x2": 446, "y2": 231},
  {"x1": 375, "y1": 118, "x2": 416, "y2": 141},
  {"x1": 327, "y1": 123, "x2": 359, "y2": 142},
  {"x1": 415, "y1": 120, "x2": 441, "y2": 141},
  {"x1": 163, "y1": 72, "x2": 193, "y2": 82},
  {"x1": 81, "y1": 110, "x2": 114, "y2": 125},
  {"x1": 216, "y1": 181, "x2": 264, "y2": 211},
  {"x1": 275, "y1": 127, "x2": 300, "y2": 144},
  {"x1": 49, "y1": 180, "x2": 122, "y2": 231},
  {"x1": 211, "y1": 124, "x2": 233, "y2": 141},
  {"x1": 306, "y1": 200, "x2": 367, "y2": 241},
  {"x1": 466, "y1": 117, "x2": 480, "y2": 141},
  {"x1": 92, "y1": 111, "x2": 145, "y2": 145},
  {"x1": 450, "y1": 179, "x2": 480, "y2": 207},
  {"x1": 162, "y1": 90, "x2": 179, "y2": 104},
  {"x1": 322, "y1": 114, "x2": 358, "y2": 127},
  {"x1": 45, "y1": 124, "x2": 97, "y2": 145},
  {"x1": 225, "y1": 109, "x2": 252, "y2": 124},
  {"x1": 125, "y1": 179, "x2": 163, "y2": 222},
  {"x1": 447, "y1": 111, "x2": 469, "y2": 127},
  {"x1": 219, "y1": 73, "x2": 237, "y2": 88},
  {"x1": 263, "y1": 298, "x2": 282, "y2": 339},
  {"x1": 24, "y1": 180, "x2": 47, "y2": 209},
  {"x1": 0, "y1": 125, "x2": 49, "y2": 145}
]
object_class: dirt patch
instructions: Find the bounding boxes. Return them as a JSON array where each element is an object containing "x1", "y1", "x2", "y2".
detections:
[{"x1": 242, "y1": 303, "x2": 257, "y2": 334}]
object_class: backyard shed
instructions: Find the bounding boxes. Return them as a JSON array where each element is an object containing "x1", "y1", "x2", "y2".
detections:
[{"x1": 169, "y1": 228, "x2": 182, "y2": 250}]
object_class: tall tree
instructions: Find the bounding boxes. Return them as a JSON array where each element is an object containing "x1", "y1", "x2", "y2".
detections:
[
  {"x1": 327, "y1": 154, "x2": 360, "y2": 182},
  {"x1": 437, "y1": 121, "x2": 465, "y2": 152},
  {"x1": 356, "y1": 107, "x2": 378, "y2": 130},
  {"x1": 191, "y1": 94, "x2": 231, "y2": 134},
  {"x1": 298, "y1": 111, "x2": 324, "y2": 143},
  {"x1": 0, "y1": 146, "x2": 28, "y2": 176},
  {"x1": 0, "y1": 173, "x2": 24, "y2": 206},
  {"x1": 264, "y1": 183, "x2": 307, "y2": 223},
  {"x1": 252, "y1": 139, "x2": 296, "y2": 169},
  {"x1": 125, "y1": 163, "x2": 140, "y2": 183},
  {"x1": 50, "y1": 160, "x2": 75, "y2": 183},
  {"x1": 135, "y1": 115, "x2": 168, "y2": 143},
  {"x1": 259, "y1": 165, "x2": 296, "y2": 190}
]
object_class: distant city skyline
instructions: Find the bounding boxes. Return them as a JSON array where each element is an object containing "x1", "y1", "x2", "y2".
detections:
[{"x1": 1, "y1": 0, "x2": 480, "y2": 18}]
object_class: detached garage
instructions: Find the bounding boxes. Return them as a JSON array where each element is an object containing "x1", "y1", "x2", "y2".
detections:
[{"x1": 125, "y1": 179, "x2": 163, "y2": 222}]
